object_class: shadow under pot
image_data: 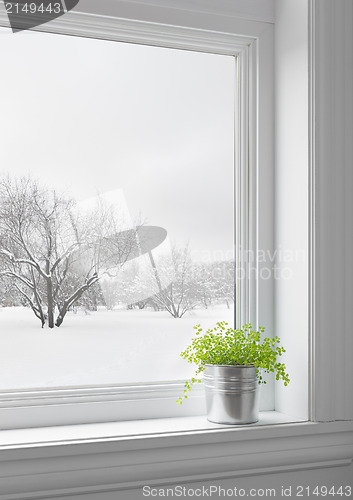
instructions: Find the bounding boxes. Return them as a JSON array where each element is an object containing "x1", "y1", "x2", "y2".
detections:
[{"x1": 203, "y1": 364, "x2": 260, "y2": 425}]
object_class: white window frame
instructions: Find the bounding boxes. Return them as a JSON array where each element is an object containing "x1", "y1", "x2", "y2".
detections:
[
  {"x1": 0, "y1": 1, "x2": 353, "y2": 497},
  {"x1": 0, "y1": 9, "x2": 276, "y2": 428}
]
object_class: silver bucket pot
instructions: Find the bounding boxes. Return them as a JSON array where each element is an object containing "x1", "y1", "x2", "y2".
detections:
[{"x1": 203, "y1": 365, "x2": 259, "y2": 424}]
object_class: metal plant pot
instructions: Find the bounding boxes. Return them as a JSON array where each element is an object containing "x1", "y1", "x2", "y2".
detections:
[{"x1": 203, "y1": 364, "x2": 259, "y2": 424}]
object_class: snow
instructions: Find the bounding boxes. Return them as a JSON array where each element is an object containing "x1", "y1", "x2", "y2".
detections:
[{"x1": 0, "y1": 306, "x2": 234, "y2": 391}]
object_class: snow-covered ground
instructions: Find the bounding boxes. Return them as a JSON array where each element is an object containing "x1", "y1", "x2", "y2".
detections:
[{"x1": 0, "y1": 306, "x2": 234, "y2": 391}]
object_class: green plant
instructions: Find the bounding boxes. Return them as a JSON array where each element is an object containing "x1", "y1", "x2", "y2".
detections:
[{"x1": 177, "y1": 321, "x2": 290, "y2": 404}]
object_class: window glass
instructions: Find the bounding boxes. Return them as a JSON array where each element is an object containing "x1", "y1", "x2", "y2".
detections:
[{"x1": 0, "y1": 29, "x2": 235, "y2": 389}]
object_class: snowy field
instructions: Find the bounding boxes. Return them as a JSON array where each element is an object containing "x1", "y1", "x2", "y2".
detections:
[{"x1": 0, "y1": 306, "x2": 234, "y2": 391}]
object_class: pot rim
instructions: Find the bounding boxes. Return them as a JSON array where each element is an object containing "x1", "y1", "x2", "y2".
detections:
[{"x1": 204, "y1": 363, "x2": 255, "y2": 368}]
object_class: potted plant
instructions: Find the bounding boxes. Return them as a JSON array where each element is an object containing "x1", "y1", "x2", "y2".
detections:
[{"x1": 177, "y1": 321, "x2": 290, "y2": 424}]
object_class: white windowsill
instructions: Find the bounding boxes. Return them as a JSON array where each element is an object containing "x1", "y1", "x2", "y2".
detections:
[
  {"x1": 0, "y1": 413, "x2": 352, "y2": 500},
  {"x1": 0, "y1": 411, "x2": 302, "y2": 448}
]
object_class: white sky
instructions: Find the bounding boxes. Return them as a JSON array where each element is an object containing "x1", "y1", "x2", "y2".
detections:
[{"x1": 0, "y1": 28, "x2": 235, "y2": 261}]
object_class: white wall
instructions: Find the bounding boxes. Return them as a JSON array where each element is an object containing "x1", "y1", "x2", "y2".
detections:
[{"x1": 274, "y1": 0, "x2": 309, "y2": 419}]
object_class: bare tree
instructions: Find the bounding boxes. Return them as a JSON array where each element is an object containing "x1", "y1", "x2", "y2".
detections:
[
  {"x1": 0, "y1": 175, "x2": 138, "y2": 328},
  {"x1": 147, "y1": 245, "x2": 199, "y2": 318},
  {"x1": 146, "y1": 253, "x2": 235, "y2": 316}
]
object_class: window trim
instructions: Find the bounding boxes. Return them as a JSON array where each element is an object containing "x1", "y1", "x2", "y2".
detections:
[
  {"x1": 308, "y1": 0, "x2": 353, "y2": 422},
  {"x1": 0, "y1": 382, "x2": 206, "y2": 429},
  {"x1": 0, "y1": 8, "x2": 275, "y2": 427}
]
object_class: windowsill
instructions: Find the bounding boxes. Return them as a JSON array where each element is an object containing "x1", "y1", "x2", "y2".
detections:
[
  {"x1": 0, "y1": 414, "x2": 352, "y2": 499},
  {"x1": 0, "y1": 411, "x2": 302, "y2": 448}
]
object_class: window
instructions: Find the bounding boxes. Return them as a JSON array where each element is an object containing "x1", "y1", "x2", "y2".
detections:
[
  {"x1": 0, "y1": 11, "x2": 276, "y2": 429},
  {"x1": 0, "y1": 29, "x2": 235, "y2": 387}
]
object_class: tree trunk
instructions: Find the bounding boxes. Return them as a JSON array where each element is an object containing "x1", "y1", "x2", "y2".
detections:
[
  {"x1": 46, "y1": 261, "x2": 55, "y2": 328},
  {"x1": 31, "y1": 281, "x2": 46, "y2": 328},
  {"x1": 55, "y1": 310, "x2": 65, "y2": 327}
]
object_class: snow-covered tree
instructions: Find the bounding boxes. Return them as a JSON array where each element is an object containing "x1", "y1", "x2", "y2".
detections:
[
  {"x1": 146, "y1": 245, "x2": 199, "y2": 318},
  {"x1": 0, "y1": 175, "x2": 138, "y2": 328},
  {"x1": 114, "y1": 246, "x2": 235, "y2": 316}
]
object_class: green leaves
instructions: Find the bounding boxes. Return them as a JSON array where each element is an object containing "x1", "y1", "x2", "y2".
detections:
[{"x1": 177, "y1": 322, "x2": 290, "y2": 404}]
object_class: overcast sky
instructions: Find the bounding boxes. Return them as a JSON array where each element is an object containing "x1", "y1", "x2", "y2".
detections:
[{"x1": 0, "y1": 28, "x2": 235, "y2": 262}]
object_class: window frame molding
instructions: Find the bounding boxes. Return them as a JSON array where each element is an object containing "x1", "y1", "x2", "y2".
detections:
[
  {"x1": 308, "y1": 0, "x2": 353, "y2": 423},
  {"x1": 0, "y1": 8, "x2": 273, "y2": 428}
]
